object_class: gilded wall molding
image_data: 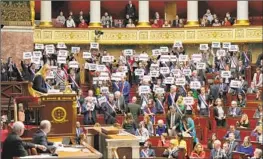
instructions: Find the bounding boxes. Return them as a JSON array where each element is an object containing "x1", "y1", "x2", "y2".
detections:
[{"x1": 34, "y1": 26, "x2": 263, "y2": 44}]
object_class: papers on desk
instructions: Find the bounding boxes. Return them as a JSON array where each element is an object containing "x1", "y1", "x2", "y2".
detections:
[
  {"x1": 48, "y1": 89, "x2": 60, "y2": 94},
  {"x1": 56, "y1": 147, "x2": 80, "y2": 152},
  {"x1": 20, "y1": 154, "x2": 56, "y2": 158}
]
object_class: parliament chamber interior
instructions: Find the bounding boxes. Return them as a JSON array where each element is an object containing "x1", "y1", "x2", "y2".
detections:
[{"x1": 0, "y1": 0, "x2": 263, "y2": 159}]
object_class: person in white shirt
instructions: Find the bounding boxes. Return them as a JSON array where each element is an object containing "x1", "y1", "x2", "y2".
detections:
[
  {"x1": 66, "y1": 16, "x2": 76, "y2": 28},
  {"x1": 253, "y1": 67, "x2": 263, "y2": 88},
  {"x1": 135, "y1": 123, "x2": 149, "y2": 143},
  {"x1": 56, "y1": 11, "x2": 66, "y2": 26},
  {"x1": 204, "y1": 9, "x2": 213, "y2": 24}
]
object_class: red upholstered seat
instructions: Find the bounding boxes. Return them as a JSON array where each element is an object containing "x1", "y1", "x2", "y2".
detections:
[
  {"x1": 147, "y1": 136, "x2": 160, "y2": 146},
  {"x1": 216, "y1": 128, "x2": 227, "y2": 140},
  {"x1": 155, "y1": 115, "x2": 166, "y2": 124},
  {"x1": 247, "y1": 94, "x2": 257, "y2": 100},
  {"x1": 242, "y1": 109, "x2": 255, "y2": 118},
  {"x1": 116, "y1": 115, "x2": 125, "y2": 125},
  {"x1": 204, "y1": 148, "x2": 211, "y2": 159}
]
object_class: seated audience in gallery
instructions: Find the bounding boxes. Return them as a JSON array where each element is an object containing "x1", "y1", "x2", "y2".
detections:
[
  {"x1": 200, "y1": 15, "x2": 209, "y2": 27},
  {"x1": 225, "y1": 12, "x2": 235, "y2": 25},
  {"x1": 190, "y1": 143, "x2": 206, "y2": 159},
  {"x1": 66, "y1": 15, "x2": 76, "y2": 28},
  {"x1": 162, "y1": 20, "x2": 171, "y2": 28},
  {"x1": 157, "y1": 133, "x2": 170, "y2": 147},
  {"x1": 125, "y1": 0, "x2": 136, "y2": 21},
  {"x1": 203, "y1": 9, "x2": 213, "y2": 25},
  {"x1": 56, "y1": 11, "x2": 66, "y2": 26},
  {"x1": 178, "y1": 19, "x2": 184, "y2": 27},
  {"x1": 172, "y1": 15, "x2": 180, "y2": 27},
  {"x1": 101, "y1": 12, "x2": 112, "y2": 28},
  {"x1": 151, "y1": 19, "x2": 160, "y2": 28},
  {"x1": 76, "y1": 10, "x2": 89, "y2": 25},
  {"x1": 126, "y1": 18, "x2": 136, "y2": 28},
  {"x1": 140, "y1": 141, "x2": 156, "y2": 158},
  {"x1": 237, "y1": 136, "x2": 254, "y2": 157},
  {"x1": 153, "y1": 12, "x2": 163, "y2": 28},
  {"x1": 223, "y1": 17, "x2": 232, "y2": 26},
  {"x1": 78, "y1": 18, "x2": 88, "y2": 28},
  {"x1": 212, "y1": 18, "x2": 222, "y2": 27},
  {"x1": 1, "y1": 121, "x2": 46, "y2": 159}
]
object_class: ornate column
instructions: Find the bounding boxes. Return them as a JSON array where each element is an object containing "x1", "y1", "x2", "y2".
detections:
[
  {"x1": 185, "y1": 1, "x2": 199, "y2": 27},
  {"x1": 39, "y1": 0, "x2": 52, "y2": 27},
  {"x1": 137, "y1": 0, "x2": 150, "y2": 27},
  {"x1": 30, "y1": 1, "x2": 35, "y2": 27},
  {"x1": 89, "y1": 0, "x2": 101, "y2": 27},
  {"x1": 235, "y1": 1, "x2": 250, "y2": 26}
]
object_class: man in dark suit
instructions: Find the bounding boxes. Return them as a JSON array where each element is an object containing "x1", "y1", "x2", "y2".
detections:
[
  {"x1": 227, "y1": 133, "x2": 239, "y2": 155},
  {"x1": 127, "y1": 96, "x2": 141, "y2": 124},
  {"x1": 210, "y1": 140, "x2": 227, "y2": 159},
  {"x1": 236, "y1": 60, "x2": 246, "y2": 76},
  {"x1": 197, "y1": 87, "x2": 212, "y2": 116},
  {"x1": 166, "y1": 106, "x2": 181, "y2": 136},
  {"x1": 75, "y1": 121, "x2": 83, "y2": 144},
  {"x1": 223, "y1": 125, "x2": 241, "y2": 140},
  {"x1": 210, "y1": 78, "x2": 228, "y2": 103},
  {"x1": 2, "y1": 121, "x2": 45, "y2": 159},
  {"x1": 114, "y1": 91, "x2": 126, "y2": 114},
  {"x1": 32, "y1": 120, "x2": 55, "y2": 153},
  {"x1": 241, "y1": 50, "x2": 252, "y2": 68},
  {"x1": 102, "y1": 94, "x2": 117, "y2": 124},
  {"x1": 68, "y1": 68, "x2": 80, "y2": 92},
  {"x1": 125, "y1": 1, "x2": 136, "y2": 20},
  {"x1": 166, "y1": 85, "x2": 179, "y2": 107},
  {"x1": 228, "y1": 101, "x2": 242, "y2": 117}
]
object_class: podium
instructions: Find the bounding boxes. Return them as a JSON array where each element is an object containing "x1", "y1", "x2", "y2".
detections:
[{"x1": 40, "y1": 93, "x2": 77, "y2": 136}]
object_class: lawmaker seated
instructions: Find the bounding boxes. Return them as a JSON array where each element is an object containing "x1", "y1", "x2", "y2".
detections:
[
  {"x1": 251, "y1": 125, "x2": 262, "y2": 143},
  {"x1": 140, "y1": 141, "x2": 156, "y2": 158},
  {"x1": 1, "y1": 121, "x2": 46, "y2": 159},
  {"x1": 237, "y1": 136, "x2": 254, "y2": 157},
  {"x1": 253, "y1": 104, "x2": 263, "y2": 118},
  {"x1": 135, "y1": 122, "x2": 149, "y2": 143},
  {"x1": 251, "y1": 148, "x2": 262, "y2": 159},
  {"x1": 237, "y1": 93, "x2": 246, "y2": 107},
  {"x1": 157, "y1": 133, "x2": 170, "y2": 147},
  {"x1": 210, "y1": 140, "x2": 226, "y2": 159},
  {"x1": 66, "y1": 15, "x2": 76, "y2": 28},
  {"x1": 163, "y1": 139, "x2": 179, "y2": 158},
  {"x1": 32, "y1": 120, "x2": 56, "y2": 154},
  {"x1": 236, "y1": 113, "x2": 250, "y2": 129},
  {"x1": 223, "y1": 125, "x2": 241, "y2": 140},
  {"x1": 155, "y1": 119, "x2": 166, "y2": 136},
  {"x1": 228, "y1": 101, "x2": 242, "y2": 117},
  {"x1": 190, "y1": 143, "x2": 206, "y2": 159},
  {"x1": 32, "y1": 64, "x2": 51, "y2": 93}
]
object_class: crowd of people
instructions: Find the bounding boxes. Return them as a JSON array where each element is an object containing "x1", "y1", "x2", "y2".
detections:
[
  {"x1": 53, "y1": 1, "x2": 240, "y2": 28},
  {"x1": 1, "y1": 41, "x2": 263, "y2": 159}
]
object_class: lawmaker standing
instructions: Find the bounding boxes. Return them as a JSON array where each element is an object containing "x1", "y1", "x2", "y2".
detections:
[{"x1": 32, "y1": 64, "x2": 51, "y2": 93}]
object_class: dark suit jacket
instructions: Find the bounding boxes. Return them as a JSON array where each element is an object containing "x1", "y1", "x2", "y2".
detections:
[
  {"x1": 210, "y1": 149, "x2": 227, "y2": 159},
  {"x1": 213, "y1": 107, "x2": 225, "y2": 120},
  {"x1": 102, "y1": 101, "x2": 117, "y2": 124},
  {"x1": 172, "y1": 19, "x2": 180, "y2": 27},
  {"x1": 21, "y1": 61, "x2": 30, "y2": 81},
  {"x1": 68, "y1": 74, "x2": 80, "y2": 91},
  {"x1": 228, "y1": 141, "x2": 239, "y2": 153},
  {"x1": 2, "y1": 132, "x2": 35, "y2": 159},
  {"x1": 116, "y1": 95, "x2": 126, "y2": 112},
  {"x1": 155, "y1": 98, "x2": 165, "y2": 114},
  {"x1": 167, "y1": 93, "x2": 179, "y2": 107},
  {"x1": 197, "y1": 94, "x2": 210, "y2": 109},
  {"x1": 127, "y1": 103, "x2": 141, "y2": 123},
  {"x1": 32, "y1": 75, "x2": 48, "y2": 93},
  {"x1": 224, "y1": 130, "x2": 241, "y2": 140},
  {"x1": 125, "y1": 4, "x2": 136, "y2": 18},
  {"x1": 227, "y1": 107, "x2": 242, "y2": 117},
  {"x1": 166, "y1": 112, "x2": 181, "y2": 130},
  {"x1": 236, "y1": 65, "x2": 246, "y2": 76},
  {"x1": 32, "y1": 129, "x2": 54, "y2": 153}
]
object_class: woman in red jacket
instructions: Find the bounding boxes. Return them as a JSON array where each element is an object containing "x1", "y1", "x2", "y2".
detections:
[{"x1": 190, "y1": 143, "x2": 206, "y2": 158}]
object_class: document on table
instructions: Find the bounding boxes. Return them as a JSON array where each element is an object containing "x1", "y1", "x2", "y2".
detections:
[{"x1": 56, "y1": 147, "x2": 81, "y2": 152}]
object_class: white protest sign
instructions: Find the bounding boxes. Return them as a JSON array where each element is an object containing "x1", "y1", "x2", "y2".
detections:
[
  {"x1": 90, "y1": 42, "x2": 99, "y2": 49},
  {"x1": 160, "y1": 46, "x2": 169, "y2": 53},
  {"x1": 212, "y1": 42, "x2": 221, "y2": 48},
  {"x1": 35, "y1": 44, "x2": 44, "y2": 50},
  {"x1": 121, "y1": 66, "x2": 128, "y2": 73},
  {"x1": 57, "y1": 42, "x2": 67, "y2": 49},
  {"x1": 216, "y1": 49, "x2": 226, "y2": 57},
  {"x1": 179, "y1": 55, "x2": 188, "y2": 62},
  {"x1": 183, "y1": 69, "x2": 192, "y2": 76},
  {"x1": 111, "y1": 73, "x2": 121, "y2": 81},
  {"x1": 221, "y1": 71, "x2": 231, "y2": 78},
  {"x1": 230, "y1": 80, "x2": 241, "y2": 88},
  {"x1": 33, "y1": 51, "x2": 42, "y2": 58},
  {"x1": 68, "y1": 61, "x2": 79, "y2": 68},
  {"x1": 143, "y1": 75, "x2": 152, "y2": 81},
  {"x1": 171, "y1": 69, "x2": 181, "y2": 76},
  {"x1": 31, "y1": 57, "x2": 40, "y2": 64},
  {"x1": 223, "y1": 42, "x2": 231, "y2": 49},
  {"x1": 96, "y1": 65, "x2": 106, "y2": 72},
  {"x1": 83, "y1": 52, "x2": 92, "y2": 59},
  {"x1": 45, "y1": 45, "x2": 55, "y2": 54},
  {"x1": 23, "y1": 52, "x2": 32, "y2": 59},
  {"x1": 152, "y1": 49, "x2": 161, "y2": 56},
  {"x1": 50, "y1": 66, "x2": 58, "y2": 71},
  {"x1": 150, "y1": 70, "x2": 159, "y2": 77},
  {"x1": 98, "y1": 96, "x2": 107, "y2": 105},
  {"x1": 102, "y1": 56, "x2": 114, "y2": 63},
  {"x1": 190, "y1": 81, "x2": 201, "y2": 89},
  {"x1": 99, "y1": 72, "x2": 110, "y2": 80},
  {"x1": 183, "y1": 97, "x2": 194, "y2": 105},
  {"x1": 170, "y1": 55, "x2": 177, "y2": 62},
  {"x1": 155, "y1": 87, "x2": 165, "y2": 94},
  {"x1": 160, "y1": 67, "x2": 170, "y2": 74},
  {"x1": 135, "y1": 69, "x2": 145, "y2": 76},
  {"x1": 88, "y1": 63, "x2": 97, "y2": 71},
  {"x1": 159, "y1": 55, "x2": 170, "y2": 62},
  {"x1": 84, "y1": 62, "x2": 89, "y2": 69},
  {"x1": 71, "y1": 47, "x2": 80, "y2": 54},
  {"x1": 93, "y1": 77, "x2": 98, "y2": 85},
  {"x1": 229, "y1": 45, "x2": 239, "y2": 52},
  {"x1": 124, "y1": 49, "x2": 133, "y2": 56},
  {"x1": 139, "y1": 54, "x2": 149, "y2": 61},
  {"x1": 163, "y1": 77, "x2": 175, "y2": 84},
  {"x1": 196, "y1": 62, "x2": 206, "y2": 70},
  {"x1": 116, "y1": 72, "x2": 125, "y2": 77},
  {"x1": 57, "y1": 57, "x2": 66, "y2": 64},
  {"x1": 58, "y1": 50, "x2": 68, "y2": 57},
  {"x1": 173, "y1": 41, "x2": 183, "y2": 48},
  {"x1": 100, "y1": 87, "x2": 109, "y2": 93},
  {"x1": 175, "y1": 77, "x2": 186, "y2": 85},
  {"x1": 150, "y1": 64, "x2": 159, "y2": 71},
  {"x1": 192, "y1": 54, "x2": 203, "y2": 62},
  {"x1": 200, "y1": 44, "x2": 209, "y2": 51},
  {"x1": 139, "y1": 85, "x2": 151, "y2": 94}
]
